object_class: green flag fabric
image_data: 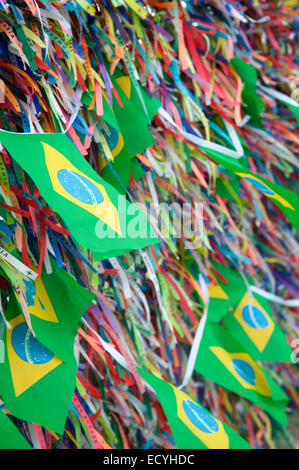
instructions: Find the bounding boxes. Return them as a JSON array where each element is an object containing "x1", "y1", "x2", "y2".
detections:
[
  {"x1": 194, "y1": 319, "x2": 289, "y2": 426},
  {"x1": 209, "y1": 262, "x2": 247, "y2": 313},
  {"x1": 231, "y1": 58, "x2": 264, "y2": 128},
  {"x1": 111, "y1": 72, "x2": 160, "y2": 158},
  {"x1": 0, "y1": 409, "x2": 31, "y2": 449},
  {"x1": 139, "y1": 368, "x2": 252, "y2": 449},
  {"x1": 206, "y1": 279, "x2": 231, "y2": 323},
  {"x1": 0, "y1": 130, "x2": 159, "y2": 260},
  {"x1": 284, "y1": 101, "x2": 299, "y2": 124}
]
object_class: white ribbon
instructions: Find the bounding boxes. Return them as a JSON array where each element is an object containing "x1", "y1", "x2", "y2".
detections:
[
  {"x1": 249, "y1": 286, "x2": 299, "y2": 307},
  {"x1": 110, "y1": 257, "x2": 132, "y2": 300},
  {"x1": 179, "y1": 274, "x2": 209, "y2": 389},
  {"x1": 82, "y1": 317, "x2": 129, "y2": 370},
  {"x1": 159, "y1": 107, "x2": 244, "y2": 159},
  {"x1": 0, "y1": 246, "x2": 37, "y2": 280},
  {"x1": 258, "y1": 83, "x2": 299, "y2": 108}
]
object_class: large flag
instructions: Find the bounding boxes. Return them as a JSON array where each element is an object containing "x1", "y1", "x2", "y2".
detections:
[
  {"x1": 0, "y1": 130, "x2": 159, "y2": 260},
  {"x1": 194, "y1": 320, "x2": 289, "y2": 426},
  {"x1": 0, "y1": 265, "x2": 94, "y2": 433},
  {"x1": 0, "y1": 409, "x2": 31, "y2": 449},
  {"x1": 138, "y1": 368, "x2": 252, "y2": 449},
  {"x1": 210, "y1": 262, "x2": 292, "y2": 362}
]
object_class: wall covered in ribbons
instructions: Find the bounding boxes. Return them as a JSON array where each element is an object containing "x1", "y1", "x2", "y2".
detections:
[{"x1": 0, "y1": 0, "x2": 298, "y2": 450}]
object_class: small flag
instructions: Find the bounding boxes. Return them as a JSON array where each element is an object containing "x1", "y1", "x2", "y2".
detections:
[
  {"x1": 0, "y1": 408, "x2": 31, "y2": 449},
  {"x1": 112, "y1": 72, "x2": 160, "y2": 158},
  {"x1": 211, "y1": 262, "x2": 292, "y2": 362},
  {"x1": 138, "y1": 368, "x2": 252, "y2": 449},
  {"x1": 235, "y1": 172, "x2": 296, "y2": 212},
  {"x1": 224, "y1": 291, "x2": 292, "y2": 362},
  {"x1": 195, "y1": 319, "x2": 289, "y2": 426},
  {"x1": 0, "y1": 130, "x2": 159, "y2": 260},
  {"x1": 202, "y1": 146, "x2": 299, "y2": 234}
]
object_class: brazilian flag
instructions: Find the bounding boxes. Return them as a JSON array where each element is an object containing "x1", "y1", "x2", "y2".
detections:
[
  {"x1": 210, "y1": 262, "x2": 292, "y2": 362},
  {"x1": 195, "y1": 320, "x2": 289, "y2": 426},
  {"x1": 106, "y1": 72, "x2": 160, "y2": 186},
  {"x1": 0, "y1": 266, "x2": 94, "y2": 433},
  {"x1": 138, "y1": 368, "x2": 252, "y2": 449},
  {"x1": 202, "y1": 145, "x2": 299, "y2": 234},
  {"x1": 0, "y1": 409, "x2": 31, "y2": 449},
  {"x1": 0, "y1": 130, "x2": 159, "y2": 260},
  {"x1": 111, "y1": 71, "x2": 160, "y2": 158},
  {"x1": 224, "y1": 291, "x2": 292, "y2": 363},
  {"x1": 97, "y1": 72, "x2": 160, "y2": 192}
]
